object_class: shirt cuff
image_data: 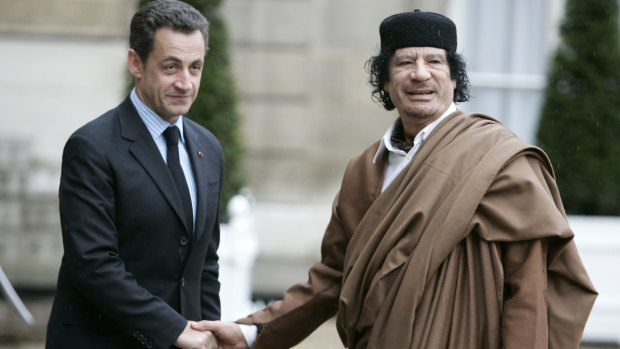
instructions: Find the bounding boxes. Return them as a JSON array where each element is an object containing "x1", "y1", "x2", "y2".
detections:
[{"x1": 238, "y1": 324, "x2": 257, "y2": 348}]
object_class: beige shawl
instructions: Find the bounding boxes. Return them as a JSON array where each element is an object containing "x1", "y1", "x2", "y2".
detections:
[
  {"x1": 239, "y1": 112, "x2": 596, "y2": 349},
  {"x1": 337, "y1": 112, "x2": 596, "y2": 348}
]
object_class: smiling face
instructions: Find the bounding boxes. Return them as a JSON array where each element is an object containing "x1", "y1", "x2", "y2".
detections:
[
  {"x1": 384, "y1": 46, "x2": 456, "y2": 136},
  {"x1": 128, "y1": 27, "x2": 205, "y2": 124}
]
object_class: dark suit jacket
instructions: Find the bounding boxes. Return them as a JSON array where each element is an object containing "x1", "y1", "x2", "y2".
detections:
[{"x1": 46, "y1": 96, "x2": 223, "y2": 349}]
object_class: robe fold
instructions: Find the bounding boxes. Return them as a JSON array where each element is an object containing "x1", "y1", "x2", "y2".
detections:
[{"x1": 238, "y1": 111, "x2": 596, "y2": 349}]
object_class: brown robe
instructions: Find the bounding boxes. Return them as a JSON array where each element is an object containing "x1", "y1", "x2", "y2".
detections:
[{"x1": 238, "y1": 111, "x2": 597, "y2": 349}]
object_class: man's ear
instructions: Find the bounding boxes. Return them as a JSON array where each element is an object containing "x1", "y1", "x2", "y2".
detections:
[{"x1": 128, "y1": 49, "x2": 143, "y2": 79}]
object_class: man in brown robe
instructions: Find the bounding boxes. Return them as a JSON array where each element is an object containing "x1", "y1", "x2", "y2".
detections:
[{"x1": 195, "y1": 10, "x2": 597, "y2": 349}]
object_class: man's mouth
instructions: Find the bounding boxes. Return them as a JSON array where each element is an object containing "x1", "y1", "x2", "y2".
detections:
[
  {"x1": 407, "y1": 90, "x2": 433, "y2": 95},
  {"x1": 169, "y1": 95, "x2": 192, "y2": 101}
]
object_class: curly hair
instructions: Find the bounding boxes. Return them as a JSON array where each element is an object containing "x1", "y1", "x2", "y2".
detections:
[{"x1": 366, "y1": 48, "x2": 470, "y2": 111}]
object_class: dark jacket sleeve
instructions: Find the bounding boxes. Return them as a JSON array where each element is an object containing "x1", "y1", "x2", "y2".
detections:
[
  {"x1": 59, "y1": 133, "x2": 186, "y2": 348},
  {"x1": 201, "y1": 211, "x2": 221, "y2": 320}
]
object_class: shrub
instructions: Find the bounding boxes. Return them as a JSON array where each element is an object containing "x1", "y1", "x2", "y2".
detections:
[{"x1": 537, "y1": 0, "x2": 620, "y2": 215}]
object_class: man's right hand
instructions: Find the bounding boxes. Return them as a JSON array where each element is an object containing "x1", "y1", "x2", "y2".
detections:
[
  {"x1": 174, "y1": 321, "x2": 218, "y2": 349},
  {"x1": 191, "y1": 320, "x2": 249, "y2": 349}
]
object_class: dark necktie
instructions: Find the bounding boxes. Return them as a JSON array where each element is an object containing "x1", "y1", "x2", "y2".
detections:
[{"x1": 163, "y1": 126, "x2": 193, "y2": 234}]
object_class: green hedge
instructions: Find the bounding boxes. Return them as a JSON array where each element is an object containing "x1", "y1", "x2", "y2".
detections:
[
  {"x1": 134, "y1": 0, "x2": 244, "y2": 221},
  {"x1": 537, "y1": 0, "x2": 620, "y2": 215}
]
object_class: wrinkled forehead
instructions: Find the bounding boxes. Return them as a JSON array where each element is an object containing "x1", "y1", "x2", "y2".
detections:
[{"x1": 391, "y1": 46, "x2": 448, "y2": 61}]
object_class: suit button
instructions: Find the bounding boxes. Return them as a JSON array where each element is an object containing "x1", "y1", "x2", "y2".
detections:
[
  {"x1": 180, "y1": 277, "x2": 185, "y2": 287},
  {"x1": 180, "y1": 236, "x2": 189, "y2": 246}
]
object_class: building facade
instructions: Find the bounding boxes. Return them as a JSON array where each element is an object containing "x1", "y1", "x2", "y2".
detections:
[{"x1": 0, "y1": 0, "x2": 563, "y2": 294}]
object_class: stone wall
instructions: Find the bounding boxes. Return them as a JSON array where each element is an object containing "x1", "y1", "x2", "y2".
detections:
[
  {"x1": 0, "y1": 0, "x2": 450, "y2": 291},
  {"x1": 0, "y1": 138, "x2": 62, "y2": 287},
  {"x1": 221, "y1": 0, "x2": 448, "y2": 204},
  {"x1": 0, "y1": 0, "x2": 452, "y2": 290},
  {"x1": 0, "y1": 0, "x2": 135, "y2": 38},
  {"x1": 219, "y1": 0, "x2": 451, "y2": 294},
  {"x1": 0, "y1": 0, "x2": 137, "y2": 287}
]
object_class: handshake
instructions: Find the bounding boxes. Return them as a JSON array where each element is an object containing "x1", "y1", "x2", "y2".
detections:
[{"x1": 174, "y1": 320, "x2": 249, "y2": 349}]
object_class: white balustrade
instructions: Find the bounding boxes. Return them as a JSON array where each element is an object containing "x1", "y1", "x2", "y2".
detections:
[{"x1": 218, "y1": 191, "x2": 259, "y2": 321}]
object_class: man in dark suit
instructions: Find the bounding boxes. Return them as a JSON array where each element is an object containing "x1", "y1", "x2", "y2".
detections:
[{"x1": 46, "y1": 1, "x2": 222, "y2": 348}]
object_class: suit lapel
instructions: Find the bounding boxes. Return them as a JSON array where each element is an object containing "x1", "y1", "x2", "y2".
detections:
[
  {"x1": 184, "y1": 122, "x2": 215, "y2": 243},
  {"x1": 117, "y1": 97, "x2": 190, "y2": 234}
]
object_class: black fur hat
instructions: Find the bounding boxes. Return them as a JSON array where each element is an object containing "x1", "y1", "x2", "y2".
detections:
[{"x1": 380, "y1": 9, "x2": 457, "y2": 52}]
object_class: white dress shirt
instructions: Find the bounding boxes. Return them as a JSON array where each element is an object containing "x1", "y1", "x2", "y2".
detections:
[
  {"x1": 374, "y1": 103, "x2": 457, "y2": 192},
  {"x1": 129, "y1": 88, "x2": 197, "y2": 229}
]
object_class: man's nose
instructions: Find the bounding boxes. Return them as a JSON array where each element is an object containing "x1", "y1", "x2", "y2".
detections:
[
  {"x1": 410, "y1": 62, "x2": 431, "y2": 81},
  {"x1": 175, "y1": 70, "x2": 192, "y2": 90}
]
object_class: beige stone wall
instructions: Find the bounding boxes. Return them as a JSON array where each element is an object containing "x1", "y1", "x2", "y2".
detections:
[
  {"x1": 0, "y1": 0, "x2": 137, "y2": 164},
  {"x1": 0, "y1": 0, "x2": 449, "y2": 205},
  {"x1": 0, "y1": 0, "x2": 451, "y2": 289},
  {"x1": 218, "y1": 1, "x2": 451, "y2": 293},
  {"x1": 221, "y1": 0, "x2": 449, "y2": 204},
  {"x1": 0, "y1": 0, "x2": 137, "y2": 286},
  {"x1": 0, "y1": 0, "x2": 135, "y2": 38}
]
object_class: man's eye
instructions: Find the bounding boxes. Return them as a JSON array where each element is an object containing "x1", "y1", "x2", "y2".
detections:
[{"x1": 164, "y1": 65, "x2": 176, "y2": 71}]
